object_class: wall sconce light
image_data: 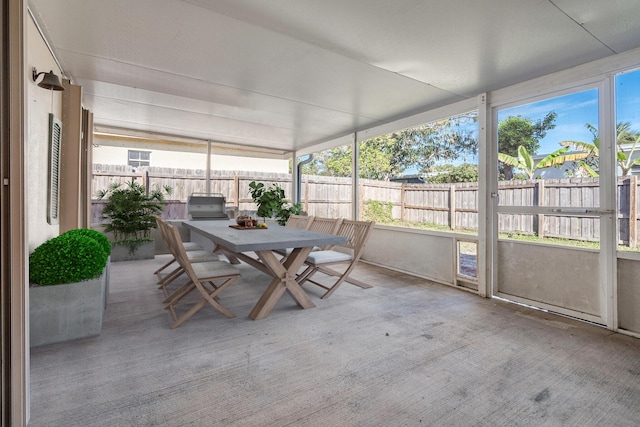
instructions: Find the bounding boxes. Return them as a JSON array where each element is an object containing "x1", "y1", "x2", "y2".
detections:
[{"x1": 32, "y1": 67, "x2": 65, "y2": 91}]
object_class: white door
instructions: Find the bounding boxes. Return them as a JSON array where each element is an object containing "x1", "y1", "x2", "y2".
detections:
[{"x1": 492, "y1": 80, "x2": 616, "y2": 327}]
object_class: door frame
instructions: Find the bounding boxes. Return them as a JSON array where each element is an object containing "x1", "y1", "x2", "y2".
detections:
[
  {"x1": 488, "y1": 77, "x2": 618, "y2": 329},
  {"x1": 2, "y1": 0, "x2": 29, "y2": 424}
]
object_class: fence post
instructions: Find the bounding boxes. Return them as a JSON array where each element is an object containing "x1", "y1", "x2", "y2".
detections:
[
  {"x1": 304, "y1": 178, "x2": 309, "y2": 213},
  {"x1": 233, "y1": 173, "x2": 239, "y2": 208},
  {"x1": 536, "y1": 180, "x2": 545, "y2": 239},
  {"x1": 450, "y1": 184, "x2": 456, "y2": 230},
  {"x1": 358, "y1": 183, "x2": 364, "y2": 220},
  {"x1": 630, "y1": 176, "x2": 637, "y2": 248},
  {"x1": 400, "y1": 184, "x2": 406, "y2": 221}
]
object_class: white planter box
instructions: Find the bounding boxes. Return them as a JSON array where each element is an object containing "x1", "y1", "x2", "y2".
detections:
[
  {"x1": 110, "y1": 240, "x2": 155, "y2": 262},
  {"x1": 29, "y1": 268, "x2": 107, "y2": 347}
]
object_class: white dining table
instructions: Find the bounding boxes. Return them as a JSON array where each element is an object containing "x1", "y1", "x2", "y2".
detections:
[{"x1": 182, "y1": 220, "x2": 347, "y2": 320}]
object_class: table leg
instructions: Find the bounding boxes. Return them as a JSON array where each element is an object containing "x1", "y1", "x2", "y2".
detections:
[
  {"x1": 212, "y1": 243, "x2": 241, "y2": 264},
  {"x1": 249, "y1": 247, "x2": 314, "y2": 320}
]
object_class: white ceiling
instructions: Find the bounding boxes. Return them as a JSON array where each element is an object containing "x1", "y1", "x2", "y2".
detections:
[{"x1": 28, "y1": 0, "x2": 640, "y2": 156}]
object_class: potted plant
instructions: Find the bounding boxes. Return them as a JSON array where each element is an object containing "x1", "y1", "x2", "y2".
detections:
[
  {"x1": 62, "y1": 227, "x2": 113, "y2": 308},
  {"x1": 29, "y1": 230, "x2": 110, "y2": 347},
  {"x1": 96, "y1": 180, "x2": 172, "y2": 261},
  {"x1": 248, "y1": 181, "x2": 303, "y2": 225}
]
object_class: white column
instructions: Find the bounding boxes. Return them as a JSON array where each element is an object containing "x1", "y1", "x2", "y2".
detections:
[
  {"x1": 477, "y1": 93, "x2": 492, "y2": 298},
  {"x1": 291, "y1": 150, "x2": 299, "y2": 203},
  {"x1": 206, "y1": 140, "x2": 211, "y2": 194},
  {"x1": 599, "y1": 75, "x2": 618, "y2": 330},
  {"x1": 352, "y1": 133, "x2": 359, "y2": 220}
]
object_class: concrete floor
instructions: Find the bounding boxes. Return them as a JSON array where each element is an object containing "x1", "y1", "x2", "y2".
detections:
[{"x1": 29, "y1": 255, "x2": 640, "y2": 426}]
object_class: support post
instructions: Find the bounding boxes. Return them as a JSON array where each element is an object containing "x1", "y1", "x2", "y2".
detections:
[
  {"x1": 233, "y1": 173, "x2": 239, "y2": 209},
  {"x1": 206, "y1": 140, "x2": 211, "y2": 194},
  {"x1": 629, "y1": 176, "x2": 637, "y2": 248},
  {"x1": 352, "y1": 133, "x2": 359, "y2": 220}
]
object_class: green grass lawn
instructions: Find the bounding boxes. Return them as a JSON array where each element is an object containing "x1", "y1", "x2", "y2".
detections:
[{"x1": 373, "y1": 219, "x2": 640, "y2": 252}]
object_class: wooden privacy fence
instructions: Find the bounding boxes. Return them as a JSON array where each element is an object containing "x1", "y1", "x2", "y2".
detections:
[{"x1": 92, "y1": 165, "x2": 640, "y2": 247}]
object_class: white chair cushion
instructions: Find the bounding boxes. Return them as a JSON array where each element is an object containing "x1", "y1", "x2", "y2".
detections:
[
  {"x1": 191, "y1": 261, "x2": 240, "y2": 278},
  {"x1": 183, "y1": 242, "x2": 204, "y2": 251},
  {"x1": 186, "y1": 251, "x2": 219, "y2": 262},
  {"x1": 306, "y1": 250, "x2": 352, "y2": 264},
  {"x1": 276, "y1": 246, "x2": 322, "y2": 256}
]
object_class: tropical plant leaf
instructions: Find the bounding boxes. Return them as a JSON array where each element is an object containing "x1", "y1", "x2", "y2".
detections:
[
  {"x1": 518, "y1": 145, "x2": 534, "y2": 174},
  {"x1": 559, "y1": 140, "x2": 599, "y2": 155},
  {"x1": 497, "y1": 152, "x2": 520, "y2": 167},
  {"x1": 536, "y1": 146, "x2": 570, "y2": 168}
]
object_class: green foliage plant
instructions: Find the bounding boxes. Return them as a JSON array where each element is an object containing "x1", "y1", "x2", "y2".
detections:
[
  {"x1": 29, "y1": 234, "x2": 108, "y2": 286},
  {"x1": 248, "y1": 181, "x2": 303, "y2": 225},
  {"x1": 364, "y1": 200, "x2": 394, "y2": 224},
  {"x1": 498, "y1": 145, "x2": 572, "y2": 179},
  {"x1": 62, "y1": 228, "x2": 111, "y2": 256},
  {"x1": 96, "y1": 180, "x2": 172, "y2": 253}
]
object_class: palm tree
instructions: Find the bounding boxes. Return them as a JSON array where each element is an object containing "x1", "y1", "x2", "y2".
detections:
[
  {"x1": 498, "y1": 145, "x2": 575, "y2": 179},
  {"x1": 559, "y1": 122, "x2": 640, "y2": 176}
]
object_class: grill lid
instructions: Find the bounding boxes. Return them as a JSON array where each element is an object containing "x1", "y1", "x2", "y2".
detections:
[{"x1": 187, "y1": 193, "x2": 228, "y2": 220}]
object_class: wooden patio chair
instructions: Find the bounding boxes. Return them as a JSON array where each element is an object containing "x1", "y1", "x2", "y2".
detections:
[
  {"x1": 297, "y1": 219, "x2": 375, "y2": 299},
  {"x1": 285, "y1": 214, "x2": 314, "y2": 230},
  {"x1": 160, "y1": 220, "x2": 240, "y2": 329},
  {"x1": 153, "y1": 239, "x2": 203, "y2": 277},
  {"x1": 155, "y1": 217, "x2": 219, "y2": 295},
  {"x1": 275, "y1": 216, "x2": 339, "y2": 260},
  {"x1": 307, "y1": 217, "x2": 343, "y2": 250},
  {"x1": 273, "y1": 215, "x2": 315, "y2": 258},
  {"x1": 154, "y1": 221, "x2": 203, "y2": 275}
]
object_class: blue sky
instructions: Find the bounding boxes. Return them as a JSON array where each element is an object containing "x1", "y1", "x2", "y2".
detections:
[
  {"x1": 391, "y1": 69, "x2": 640, "y2": 174},
  {"x1": 498, "y1": 68, "x2": 640, "y2": 155}
]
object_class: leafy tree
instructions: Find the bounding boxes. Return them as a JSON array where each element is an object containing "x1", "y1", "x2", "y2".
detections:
[
  {"x1": 297, "y1": 113, "x2": 478, "y2": 180},
  {"x1": 498, "y1": 145, "x2": 572, "y2": 179},
  {"x1": 427, "y1": 163, "x2": 479, "y2": 183},
  {"x1": 498, "y1": 112, "x2": 557, "y2": 179}
]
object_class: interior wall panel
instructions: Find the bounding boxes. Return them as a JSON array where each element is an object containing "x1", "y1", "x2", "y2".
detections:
[
  {"x1": 617, "y1": 258, "x2": 640, "y2": 334},
  {"x1": 497, "y1": 241, "x2": 600, "y2": 318},
  {"x1": 362, "y1": 226, "x2": 454, "y2": 286}
]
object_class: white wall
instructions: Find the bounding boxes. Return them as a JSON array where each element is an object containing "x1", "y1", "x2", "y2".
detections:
[
  {"x1": 93, "y1": 143, "x2": 289, "y2": 173},
  {"x1": 27, "y1": 14, "x2": 63, "y2": 251}
]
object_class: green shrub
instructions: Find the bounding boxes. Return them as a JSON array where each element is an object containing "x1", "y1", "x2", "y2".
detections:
[
  {"x1": 29, "y1": 234, "x2": 108, "y2": 286},
  {"x1": 364, "y1": 199, "x2": 394, "y2": 223},
  {"x1": 62, "y1": 228, "x2": 111, "y2": 256}
]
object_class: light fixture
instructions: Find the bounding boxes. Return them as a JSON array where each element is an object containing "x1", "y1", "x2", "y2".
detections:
[{"x1": 32, "y1": 67, "x2": 65, "y2": 91}]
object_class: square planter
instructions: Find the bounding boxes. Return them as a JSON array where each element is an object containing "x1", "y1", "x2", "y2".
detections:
[
  {"x1": 29, "y1": 270, "x2": 107, "y2": 347},
  {"x1": 110, "y1": 240, "x2": 155, "y2": 262}
]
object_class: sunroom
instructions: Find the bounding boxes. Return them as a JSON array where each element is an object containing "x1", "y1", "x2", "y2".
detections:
[{"x1": 5, "y1": 0, "x2": 640, "y2": 424}]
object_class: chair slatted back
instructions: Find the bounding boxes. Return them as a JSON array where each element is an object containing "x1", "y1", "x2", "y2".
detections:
[
  {"x1": 308, "y1": 217, "x2": 342, "y2": 235},
  {"x1": 286, "y1": 214, "x2": 314, "y2": 230},
  {"x1": 335, "y1": 220, "x2": 374, "y2": 253},
  {"x1": 156, "y1": 217, "x2": 175, "y2": 256},
  {"x1": 162, "y1": 221, "x2": 196, "y2": 278}
]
